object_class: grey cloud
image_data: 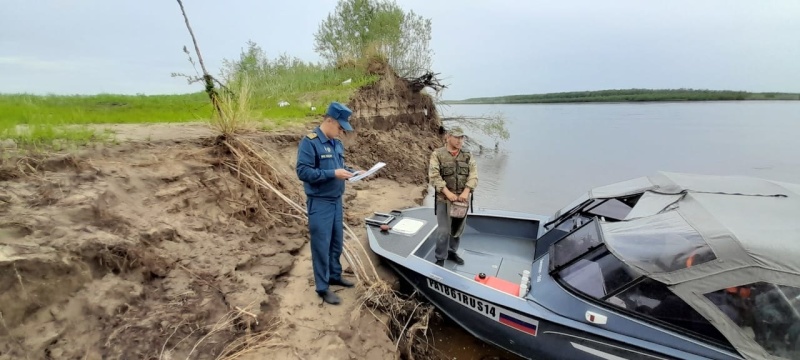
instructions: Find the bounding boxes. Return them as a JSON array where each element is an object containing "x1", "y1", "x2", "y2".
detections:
[{"x1": 1, "y1": 0, "x2": 798, "y2": 98}]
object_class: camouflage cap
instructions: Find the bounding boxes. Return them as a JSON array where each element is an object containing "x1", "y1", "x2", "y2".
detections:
[{"x1": 448, "y1": 126, "x2": 465, "y2": 137}]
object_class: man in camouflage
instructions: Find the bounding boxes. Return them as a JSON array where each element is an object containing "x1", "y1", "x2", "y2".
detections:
[{"x1": 428, "y1": 127, "x2": 478, "y2": 267}]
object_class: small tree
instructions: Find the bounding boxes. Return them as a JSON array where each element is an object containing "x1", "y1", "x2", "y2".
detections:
[
  {"x1": 314, "y1": 0, "x2": 433, "y2": 77},
  {"x1": 442, "y1": 112, "x2": 511, "y2": 147}
]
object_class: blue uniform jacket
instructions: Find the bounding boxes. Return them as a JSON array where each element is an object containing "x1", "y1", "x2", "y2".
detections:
[{"x1": 296, "y1": 127, "x2": 355, "y2": 199}]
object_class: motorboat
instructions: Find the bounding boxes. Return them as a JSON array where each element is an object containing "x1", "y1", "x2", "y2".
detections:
[{"x1": 365, "y1": 172, "x2": 800, "y2": 360}]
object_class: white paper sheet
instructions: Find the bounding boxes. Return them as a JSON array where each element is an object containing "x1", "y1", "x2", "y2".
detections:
[{"x1": 348, "y1": 162, "x2": 386, "y2": 182}]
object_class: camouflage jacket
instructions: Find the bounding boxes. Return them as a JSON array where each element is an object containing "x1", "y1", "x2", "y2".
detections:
[{"x1": 428, "y1": 146, "x2": 478, "y2": 201}]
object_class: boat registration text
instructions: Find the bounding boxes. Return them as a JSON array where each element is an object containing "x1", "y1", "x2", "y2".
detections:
[
  {"x1": 426, "y1": 278, "x2": 539, "y2": 336},
  {"x1": 427, "y1": 278, "x2": 497, "y2": 318}
]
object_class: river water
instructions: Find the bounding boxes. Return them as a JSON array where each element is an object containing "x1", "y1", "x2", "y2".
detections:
[{"x1": 423, "y1": 101, "x2": 800, "y2": 359}]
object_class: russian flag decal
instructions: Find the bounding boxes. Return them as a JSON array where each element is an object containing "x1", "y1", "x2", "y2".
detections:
[{"x1": 498, "y1": 312, "x2": 538, "y2": 336}]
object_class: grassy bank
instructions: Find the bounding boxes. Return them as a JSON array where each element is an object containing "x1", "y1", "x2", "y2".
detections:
[
  {"x1": 445, "y1": 89, "x2": 800, "y2": 104},
  {"x1": 0, "y1": 55, "x2": 377, "y2": 145}
]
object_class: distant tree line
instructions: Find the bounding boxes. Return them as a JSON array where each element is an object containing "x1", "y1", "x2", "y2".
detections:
[{"x1": 447, "y1": 89, "x2": 800, "y2": 104}]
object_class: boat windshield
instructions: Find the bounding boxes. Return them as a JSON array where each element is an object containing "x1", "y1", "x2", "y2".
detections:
[
  {"x1": 546, "y1": 197, "x2": 637, "y2": 230},
  {"x1": 549, "y1": 220, "x2": 639, "y2": 298},
  {"x1": 549, "y1": 218, "x2": 729, "y2": 344}
]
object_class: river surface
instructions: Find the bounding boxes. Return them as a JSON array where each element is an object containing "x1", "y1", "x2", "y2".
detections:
[{"x1": 423, "y1": 101, "x2": 800, "y2": 359}]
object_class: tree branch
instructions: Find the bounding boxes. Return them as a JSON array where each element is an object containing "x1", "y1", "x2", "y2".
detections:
[
  {"x1": 442, "y1": 114, "x2": 511, "y2": 145},
  {"x1": 176, "y1": 0, "x2": 223, "y2": 118}
]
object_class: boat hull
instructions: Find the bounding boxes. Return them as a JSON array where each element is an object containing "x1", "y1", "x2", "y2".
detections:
[
  {"x1": 365, "y1": 206, "x2": 739, "y2": 359},
  {"x1": 383, "y1": 258, "x2": 680, "y2": 360}
]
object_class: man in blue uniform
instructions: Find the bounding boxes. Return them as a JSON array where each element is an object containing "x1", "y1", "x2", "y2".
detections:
[{"x1": 296, "y1": 101, "x2": 360, "y2": 305}]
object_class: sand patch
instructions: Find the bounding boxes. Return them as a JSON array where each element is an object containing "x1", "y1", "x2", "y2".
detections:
[
  {"x1": 96, "y1": 122, "x2": 217, "y2": 143},
  {"x1": 0, "y1": 127, "x2": 436, "y2": 359}
]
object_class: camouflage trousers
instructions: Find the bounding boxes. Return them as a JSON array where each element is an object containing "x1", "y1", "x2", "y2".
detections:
[{"x1": 434, "y1": 200, "x2": 467, "y2": 261}]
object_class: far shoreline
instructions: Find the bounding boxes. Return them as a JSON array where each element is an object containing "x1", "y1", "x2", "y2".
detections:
[
  {"x1": 444, "y1": 89, "x2": 800, "y2": 105},
  {"x1": 443, "y1": 99, "x2": 800, "y2": 106}
]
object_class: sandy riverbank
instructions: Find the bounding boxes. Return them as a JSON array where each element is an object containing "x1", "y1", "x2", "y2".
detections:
[
  {"x1": 1, "y1": 60, "x2": 446, "y2": 359},
  {"x1": 0, "y1": 123, "x2": 436, "y2": 360}
]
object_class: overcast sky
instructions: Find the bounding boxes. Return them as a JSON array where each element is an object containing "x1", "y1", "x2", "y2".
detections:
[{"x1": 2, "y1": 0, "x2": 799, "y2": 99}]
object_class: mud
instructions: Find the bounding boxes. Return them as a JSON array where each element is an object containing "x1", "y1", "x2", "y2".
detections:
[{"x1": 0, "y1": 64, "x2": 444, "y2": 360}]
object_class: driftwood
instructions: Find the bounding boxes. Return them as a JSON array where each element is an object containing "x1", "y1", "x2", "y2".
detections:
[{"x1": 405, "y1": 72, "x2": 446, "y2": 93}]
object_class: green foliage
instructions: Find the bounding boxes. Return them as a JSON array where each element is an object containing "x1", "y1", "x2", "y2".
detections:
[
  {"x1": 210, "y1": 75, "x2": 257, "y2": 136},
  {"x1": 219, "y1": 40, "x2": 378, "y2": 122},
  {"x1": 447, "y1": 89, "x2": 800, "y2": 104},
  {"x1": 314, "y1": 0, "x2": 433, "y2": 77},
  {"x1": 479, "y1": 116, "x2": 511, "y2": 142},
  {"x1": 443, "y1": 112, "x2": 510, "y2": 145}
]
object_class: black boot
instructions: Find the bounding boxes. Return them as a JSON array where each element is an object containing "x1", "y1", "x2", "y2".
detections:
[
  {"x1": 330, "y1": 278, "x2": 355, "y2": 288},
  {"x1": 318, "y1": 290, "x2": 341, "y2": 305},
  {"x1": 448, "y1": 252, "x2": 465, "y2": 265}
]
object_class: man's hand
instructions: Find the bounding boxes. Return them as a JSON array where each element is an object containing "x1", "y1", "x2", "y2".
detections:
[
  {"x1": 335, "y1": 169, "x2": 353, "y2": 180},
  {"x1": 444, "y1": 189, "x2": 458, "y2": 202},
  {"x1": 457, "y1": 189, "x2": 471, "y2": 202}
]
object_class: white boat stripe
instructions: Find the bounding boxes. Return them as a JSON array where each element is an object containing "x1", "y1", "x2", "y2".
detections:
[
  {"x1": 546, "y1": 331, "x2": 671, "y2": 360},
  {"x1": 571, "y1": 341, "x2": 628, "y2": 360}
]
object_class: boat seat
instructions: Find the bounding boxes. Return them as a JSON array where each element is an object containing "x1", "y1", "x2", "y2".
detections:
[{"x1": 474, "y1": 273, "x2": 520, "y2": 296}]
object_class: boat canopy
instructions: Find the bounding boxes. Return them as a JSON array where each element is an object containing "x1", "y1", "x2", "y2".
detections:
[{"x1": 554, "y1": 172, "x2": 800, "y2": 360}]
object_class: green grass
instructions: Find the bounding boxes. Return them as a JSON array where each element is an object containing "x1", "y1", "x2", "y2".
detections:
[
  {"x1": 0, "y1": 92, "x2": 212, "y2": 126},
  {"x1": 0, "y1": 63, "x2": 377, "y2": 145},
  {"x1": 245, "y1": 65, "x2": 377, "y2": 124},
  {"x1": 0, "y1": 92, "x2": 212, "y2": 146},
  {"x1": 445, "y1": 89, "x2": 800, "y2": 104}
]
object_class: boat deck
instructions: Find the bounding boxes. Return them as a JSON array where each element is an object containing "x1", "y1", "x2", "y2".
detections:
[
  {"x1": 367, "y1": 207, "x2": 539, "y2": 285},
  {"x1": 367, "y1": 208, "x2": 438, "y2": 259}
]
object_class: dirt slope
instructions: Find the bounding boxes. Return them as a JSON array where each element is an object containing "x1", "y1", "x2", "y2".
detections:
[{"x1": 0, "y1": 65, "x2": 442, "y2": 359}]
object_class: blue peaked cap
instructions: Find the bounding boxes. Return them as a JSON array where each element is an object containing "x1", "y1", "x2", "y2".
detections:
[{"x1": 326, "y1": 102, "x2": 354, "y2": 132}]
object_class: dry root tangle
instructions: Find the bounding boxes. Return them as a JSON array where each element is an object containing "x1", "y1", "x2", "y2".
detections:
[
  {"x1": 405, "y1": 71, "x2": 447, "y2": 94},
  {"x1": 151, "y1": 301, "x2": 284, "y2": 360}
]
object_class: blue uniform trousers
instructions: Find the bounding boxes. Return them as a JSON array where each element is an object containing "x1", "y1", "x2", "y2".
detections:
[{"x1": 307, "y1": 196, "x2": 344, "y2": 294}]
